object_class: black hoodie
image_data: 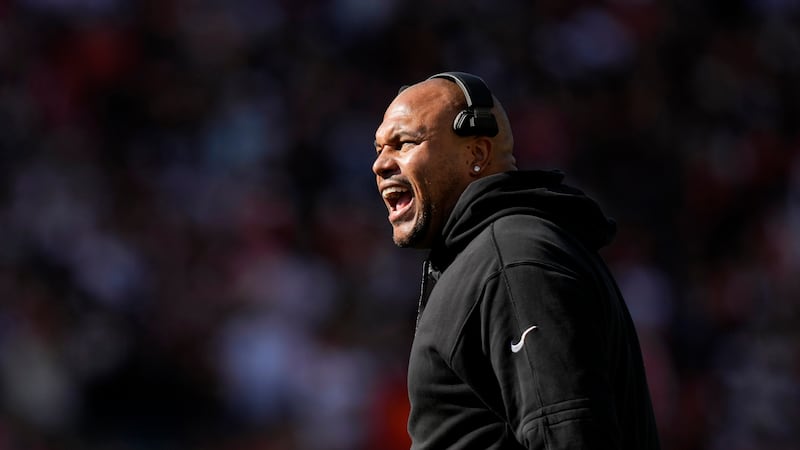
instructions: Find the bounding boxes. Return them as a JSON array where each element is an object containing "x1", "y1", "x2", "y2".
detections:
[{"x1": 407, "y1": 170, "x2": 660, "y2": 450}]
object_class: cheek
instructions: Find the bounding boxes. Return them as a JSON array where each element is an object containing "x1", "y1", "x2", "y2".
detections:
[
  {"x1": 418, "y1": 166, "x2": 464, "y2": 211},
  {"x1": 414, "y1": 167, "x2": 439, "y2": 203},
  {"x1": 407, "y1": 147, "x2": 468, "y2": 204}
]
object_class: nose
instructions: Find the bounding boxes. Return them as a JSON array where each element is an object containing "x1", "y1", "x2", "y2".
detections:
[{"x1": 372, "y1": 147, "x2": 398, "y2": 179}]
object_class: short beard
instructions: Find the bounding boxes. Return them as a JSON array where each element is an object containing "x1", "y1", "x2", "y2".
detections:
[{"x1": 393, "y1": 202, "x2": 432, "y2": 248}]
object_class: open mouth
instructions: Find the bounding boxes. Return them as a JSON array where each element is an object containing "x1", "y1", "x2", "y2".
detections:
[{"x1": 382, "y1": 186, "x2": 414, "y2": 221}]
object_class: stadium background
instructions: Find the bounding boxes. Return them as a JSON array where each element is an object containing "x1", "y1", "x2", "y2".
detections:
[{"x1": 0, "y1": 0, "x2": 798, "y2": 449}]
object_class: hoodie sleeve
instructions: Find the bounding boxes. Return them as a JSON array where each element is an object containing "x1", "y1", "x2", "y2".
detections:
[{"x1": 456, "y1": 261, "x2": 624, "y2": 449}]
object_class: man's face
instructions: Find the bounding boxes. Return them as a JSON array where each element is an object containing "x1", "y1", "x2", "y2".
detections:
[{"x1": 373, "y1": 82, "x2": 471, "y2": 248}]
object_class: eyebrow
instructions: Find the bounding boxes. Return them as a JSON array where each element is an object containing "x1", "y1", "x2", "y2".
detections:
[{"x1": 375, "y1": 127, "x2": 428, "y2": 148}]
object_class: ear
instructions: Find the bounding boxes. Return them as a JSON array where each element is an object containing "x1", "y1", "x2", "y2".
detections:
[{"x1": 468, "y1": 137, "x2": 492, "y2": 177}]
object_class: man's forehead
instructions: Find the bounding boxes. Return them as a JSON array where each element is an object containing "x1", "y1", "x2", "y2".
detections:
[
  {"x1": 376, "y1": 100, "x2": 422, "y2": 137},
  {"x1": 383, "y1": 101, "x2": 415, "y2": 122},
  {"x1": 378, "y1": 83, "x2": 452, "y2": 129}
]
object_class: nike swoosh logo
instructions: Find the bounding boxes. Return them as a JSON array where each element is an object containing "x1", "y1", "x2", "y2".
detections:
[{"x1": 510, "y1": 325, "x2": 538, "y2": 353}]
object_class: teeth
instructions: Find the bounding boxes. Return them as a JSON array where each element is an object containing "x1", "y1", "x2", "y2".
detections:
[{"x1": 382, "y1": 186, "x2": 409, "y2": 199}]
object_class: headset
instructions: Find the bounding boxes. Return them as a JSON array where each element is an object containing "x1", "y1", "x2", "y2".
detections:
[{"x1": 427, "y1": 71, "x2": 499, "y2": 138}]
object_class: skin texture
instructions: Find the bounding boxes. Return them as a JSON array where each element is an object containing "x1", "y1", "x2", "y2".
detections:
[{"x1": 373, "y1": 77, "x2": 516, "y2": 248}]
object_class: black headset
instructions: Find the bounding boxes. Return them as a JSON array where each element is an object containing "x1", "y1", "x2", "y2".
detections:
[{"x1": 427, "y1": 71, "x2": 499, "y2": 138}]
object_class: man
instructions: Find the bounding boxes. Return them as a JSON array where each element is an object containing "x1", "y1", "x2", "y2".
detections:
[{"x1": 372, "y1": 72, "x2": 660, "y2": 449}]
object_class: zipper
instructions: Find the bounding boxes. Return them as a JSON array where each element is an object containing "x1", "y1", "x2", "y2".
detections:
[
  {"x1": 415, "y1": 259, "x2": 441, "y2": 333},
  {"x1": 415, "y1": 259, "x2": 430, "y2": 333}
]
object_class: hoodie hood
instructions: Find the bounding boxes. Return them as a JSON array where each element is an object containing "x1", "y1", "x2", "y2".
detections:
[{"x1": 432, "y1": 170, "x2": 616, "y2": 265}]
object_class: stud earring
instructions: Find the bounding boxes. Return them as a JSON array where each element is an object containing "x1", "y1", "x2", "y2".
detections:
[{"x1": 473, "y1": 165, "x2": 481, "y2": 172}]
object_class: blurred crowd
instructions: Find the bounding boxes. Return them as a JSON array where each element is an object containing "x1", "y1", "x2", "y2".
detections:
[{"x1": 0, "y1": 0, "x2": 799, "y2": 449}]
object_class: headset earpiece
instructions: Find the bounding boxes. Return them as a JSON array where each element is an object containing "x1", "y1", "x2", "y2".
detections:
[{"x1": 427, "y1": 72, "x2": 499, "y2": 137}]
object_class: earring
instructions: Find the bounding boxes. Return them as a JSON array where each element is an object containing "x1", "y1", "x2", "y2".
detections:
[{"x1": 473, "y1": 165, "x2": 481, "y2": 172}]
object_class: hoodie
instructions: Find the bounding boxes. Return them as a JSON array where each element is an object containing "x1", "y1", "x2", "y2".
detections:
[{"x1": 407, "y1": 170, "x2": 660, "y2": 450}]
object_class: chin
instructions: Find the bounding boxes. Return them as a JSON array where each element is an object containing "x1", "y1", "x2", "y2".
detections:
[
  {"x1": 393, "y1": 221, "x2": 432, "y2": 249},
  {"x1": 392, "y1": 230, "x2": 418, "y2": 248}
]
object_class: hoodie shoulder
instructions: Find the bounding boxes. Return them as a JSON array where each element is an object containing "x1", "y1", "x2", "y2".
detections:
[
  {"x1": 439, "y1": 171, "x2": 616, "y2": 261},
  {"x1": 488, "y1": 214, "x2": 592, "y2": 275}
]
